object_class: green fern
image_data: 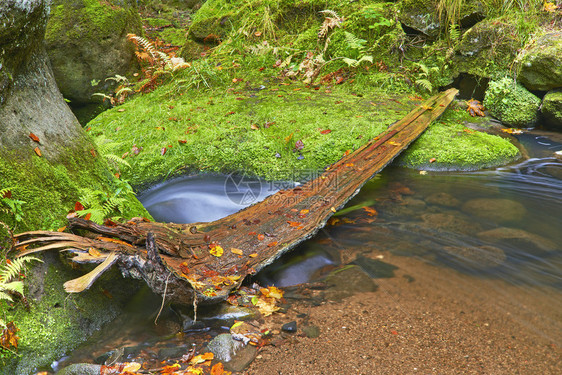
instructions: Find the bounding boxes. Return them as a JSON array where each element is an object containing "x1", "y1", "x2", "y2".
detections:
[
  {"x1": 344, "y1": 31, "x2": 367, "y2": 53},
  {"x1": 92, "y1": 134, "x2": 131, "y2": 173},
  {"x1": 0, "y1": 188, "x2": 25, "y2": 224},
  {"x1": 0, "y1": 256, "x2": 41, "y2": 303},
  {"x1": 76, "y1": 180, "x2": 135, "y2": 224}
]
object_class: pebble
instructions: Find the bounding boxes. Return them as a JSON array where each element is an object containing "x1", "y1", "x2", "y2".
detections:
[{"x1": 282, "y1": 321, "x2": 297, "y2": 333}]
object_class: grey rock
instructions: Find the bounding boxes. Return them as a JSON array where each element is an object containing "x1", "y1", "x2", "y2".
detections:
[
  {"x1": 207, "y1": 333, "x2": 258, "y2": 372},
  {"x1": 281, "y1": 321, "x2": 297, "y2": 333},
  {"x1": 323, "y1": 265, "x2": 378, "y2": 302},
  {"x1": 55, "y1": 363, "x2": 101, "y2": 375}
]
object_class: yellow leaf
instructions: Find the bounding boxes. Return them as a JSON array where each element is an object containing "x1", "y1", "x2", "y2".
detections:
[
  {"x1": 261, "y1": 286, "x2": 283, "y2": 299},
  {"x1": 123, "y1": 362, "x2": 142, "y2": 372},
  {"x1": 210, "y1": 244, "x2": 224, "y2": 257},
  {"x1": 388, "y1": 141, "x2": 401, "y2": 146},
  {"x1": 190, "y1": 352, "x2": 214, "y2": 364},
  {"x1": 231, "y1": 248, "x2": 244, "y2": 255},
  {"x1": 249, "y1": 253, "x2": 258, "y2": 258},
  {"x1": 88, "y1": 247, "x2": 102, "y2": 257}
]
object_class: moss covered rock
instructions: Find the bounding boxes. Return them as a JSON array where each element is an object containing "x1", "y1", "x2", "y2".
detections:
[
  {"x1": 45, "y1": 0, "x2": 143, "y2": 104},
  {"x1": 453, "y1": 18, "x2": 522, "y2": 79},
  {"x1": 516, "y1": 31, "x2": 562, "y2": 91},
  {"x1": 541, "y1": 89, "x2": 562, "y2": 130},
  {"x1": 397, "y1": 0, "x2": 440, "y2": 38},
  {"x1": 483, "y1": 77, "x2": 540, "y2": 127}
]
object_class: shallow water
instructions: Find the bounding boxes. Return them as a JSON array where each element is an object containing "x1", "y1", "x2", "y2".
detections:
[{"x1": 54, "y1": 130, "x2": 562, "y2": 371}]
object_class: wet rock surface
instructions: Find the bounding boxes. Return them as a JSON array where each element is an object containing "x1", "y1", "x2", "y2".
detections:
[
  {"x1": 517, "y1": 31, "x2": 562, "y2": 91},
  {"x1": 477, "y1": 227, "x2": 558, "y2": 252}
]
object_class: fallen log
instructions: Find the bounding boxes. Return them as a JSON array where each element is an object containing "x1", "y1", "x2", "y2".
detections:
[{"x1": 14, "y1": 88, "x2": 458, "y2": 305}]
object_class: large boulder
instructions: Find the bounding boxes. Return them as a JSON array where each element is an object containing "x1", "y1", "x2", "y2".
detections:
[
  {"x1": 516, "y1": 32, "x2": 562, "y2": 91},
  {"x1": 541, "y1": 89, "x2": 562, "y2": 130},
  {"x1": 397, "y1": 0, "x2": 440, "y2": 38},
  {"x1": 453, "y1": 18, "x2": 522, "y2": 79},
  {"x1": 483, "y1": 77, "x2": 540, "y2": 127},
  {"x1": 45, "y1": 0, "x2": 142, "y2": 105}
]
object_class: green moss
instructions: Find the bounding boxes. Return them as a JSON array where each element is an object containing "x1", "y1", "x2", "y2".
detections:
[
  {"x1": 46, "y1": 0, "x2": 141, "y2": 43},
  {"x1": 0, "y1": 141, "x2": 148, "y2": 231},
  {"x1": 88, "y1": 80, "x2": 417, "y2": 186},
  {"x1": 1, "y1": 256, "x2": 140, "y2": 374},
  {"x1": 483, "y1": 77, "x2": 540, "y2": 127},
  {"x1": 397, "y1": 108, "x2": 520, "y2": 170}
]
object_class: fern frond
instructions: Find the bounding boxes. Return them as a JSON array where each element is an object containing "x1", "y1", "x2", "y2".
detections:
[
  {"x1": 0, "y1": 256, "x2": 41, "y2": 283},
  {"x1": 415, "y1": 79, "x2": 433, "y2": 92},
  {"x1": 319, "y1": 10, "x2": 340, "y2": 19},
  {"x1": 127, "y1": 34, "x2": 160, "y2": 61},
  {"x1": 0, "y1": 291, "x2": 13, "y2": 302},
  {"x1": 344, "y1": 32, "x2": 367, "y2": 51},
  {"x1": 1, "y1": 281, "x2": 23, "y2": 295}
]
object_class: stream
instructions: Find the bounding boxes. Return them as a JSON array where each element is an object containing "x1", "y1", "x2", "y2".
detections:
[{"x1": 53, "y1": 130, "x2": 562, "y2": 372}]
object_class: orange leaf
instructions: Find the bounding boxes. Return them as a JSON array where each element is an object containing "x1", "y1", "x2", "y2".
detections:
[
  {"x1": 75, "y1": 201, "x2": 85, "y2": 211},
  {"x1": 33, "y1": 147, "x2": 42, "y2": 157},
  {"x1": 429, "y1": 157, "x2": 437, "y2": 163},
  {"x1": 97, "y1": 237, "x2": 134, "y2": 247},
  {"x1": 257, "y1": 234, "x2": 265, "y2": 241},
  {"x1": 287, "y1": 221, "x2": 302, "y2": 227},
  {"x1": 320, "y1": 129, "x2": 332, "y2": 134},
  {"x1": 362, "y1": 206, "x2": 378, "y2": 217},
  {"x1": 249, "y1": 253, "x2": 258, "y2": 258},
  {"x1": 180, "y1": 262, "x2": 190, "y2": 275},
  {"x1": 211, "y1": 362, "x2": 225, "y2": 375},
  {"x1": 84, "y1": 213, "x2": 91, "y2": 221},
  {"x1": 231, "y1": 248, "x2": 244, "y2": 255},
  {"x1": 178, "y1": 139, "x2": 188, "y2": 144},
  {"x1": 159, "y1": 363, "x2": 181, "y2": 373},
  {"x1": 190, "y1": 352, "x2": 214, "y2": 364},
  {"x1": 88, "y1": 248, "x2": 102, "y2": 257},
  {"x1": 299, "y1": 209, "x2": 309, "y2": 215},
  {"x1": 267, "y1": 241, "x2": 278, "y2": 247},
  {"x1": 57, "y1": 226, "x2": 67, "y2": 232},
  {"x1": 248, "y1": 231, "x2": 257, "y2": 236},
  {"x1": 161, "y1": 147, "x2": 167, "y2": 156},
  {"x1": 254, "y1": 31, "x2": 262, "y2": 37},
  {"x1": 29, "y1": 132, "x2": 40, "y2": 142},
  {"x1": 250, "y1": 124, "x2": 259, "y2": 130}
]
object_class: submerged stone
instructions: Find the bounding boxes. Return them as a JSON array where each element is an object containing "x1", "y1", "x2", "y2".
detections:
[
  {"x1": 461, "y1": 198, "x2": 526, "y2": 224},
  {"x1": 420, "y1": 213, "x2": 482, "y2": 234},
  {"x1": 477, "y1": 227, "x2": 557, "y2": 252},
  {"x1": 424, "y1": 192, "x2": 461, "y2": 207},
  {"x1": 282, "y1": 321, "x2": 297, "y2": 333},
  {"x1": 442, "y1": 245, "x2": 506, "y2": 268},
  {"x1": 323, "y1": 265, "x2": 378, "y2": 302}
]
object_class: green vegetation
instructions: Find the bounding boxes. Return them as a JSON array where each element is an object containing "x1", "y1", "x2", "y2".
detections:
[{"x1": 483, "y1": 77, "x2": 541, "y2": 127}]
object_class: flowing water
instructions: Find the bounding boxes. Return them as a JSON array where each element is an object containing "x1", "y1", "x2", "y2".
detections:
[{"x1": 53, "y1": 130, "x2": 562, "y2": 371}]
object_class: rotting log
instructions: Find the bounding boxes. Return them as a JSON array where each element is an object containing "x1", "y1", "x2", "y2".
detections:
[{"x1": 13, "y1": 88, "x2": 459, "y2": 305}]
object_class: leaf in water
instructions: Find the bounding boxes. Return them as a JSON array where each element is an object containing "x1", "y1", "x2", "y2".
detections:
[
  {"x1": 33, "y1": 147, "x2": 42, "y2": 157},
  {"x1": 362, "y1": 206, "x2": 377, "y2": 216},
  {"x1": 320, "y1": 129, "x2": 332, "y2": 134},
  {"x1": 209, "y1": 244, "x2": 224, "y2": 257},
  {"x1": 211, "y1": 362, "x2": 228, "y2": 375},
  {"x1": 29, "y1": 133, "x2": 40, "y2": 142}
]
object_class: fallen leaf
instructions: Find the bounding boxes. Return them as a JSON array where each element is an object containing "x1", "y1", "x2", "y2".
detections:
[
  {"x1": 267, "y1": 241, "x2": 278, "y2": 247},
  {"x1": 1, "y1": 190, "x2": 11, "y2": 199},
  {"x1": 117, "y1": 108, "x2": 125, "y2": 112},
  {"x1": 210, "y1": 244, "x2": 224, "y2": 257},
  {"x1": 257, "y1": 234, "x2": 265, "y2": 241},
  {"x1": 287, "y1": 221, "x2": 302, "y2": 227},
  {"x1": 254, "y1": 31, "x2": 262, "y2": 37},
  {"x1": 57, "y1": 226, "x2": 67, "y2": 232},
  {"x1": 75, "y1": 201, "x2": 85, "y2": 211},
  {"x1": 248, "y1": 231, "x2": 257, "y2": 236},
  {"x1": 180, "y1": 262, "x2": 189, "y2": 275},
  {"x1": 97, "y1": 237, "x2": 134, "y2": 247},
  {"x1": 294, "y1": 140, "x2": 304, "y2": 150},
  {"x1": 362, "y1": 206, "x2": 378, "y2": 216},
  {"x1": 33, "y1": 147, "x2": 42, "y2": 157},
  {"x1": 84, "y1": 213, "x2": 91, "y2": 221},
  {"x1": 251, "y1": 124, "x2": 259, "y2": 130},
  {"x1": 330, "y1": 207, "x2": 336, "y2": 213},
  {"x1": 320, "y1": 129, "x2": 332, "y2": 134},
  {"x1": 429, "y1": 157, "x2": 437, "y2": 163},
  {"x1": 284, "y1": 132, "x2": 294, "y2": 144},
  {"x1": 231, "y1": 248, "x2": 244, "y2": 255},
  {"x1": 249, "y1": 253, "x2": 258, "y2": 258},
  {"x1": 300, "y1": 209, "x2": 309, "y2": 215},
  {"x1": 88, "y1": 248, "x2": 102, "y2": 257},
  {"x1": 261, "y1": 286, "x2": 283, "y2": 299},
  {"x1": 159, "y1": 363, "x2": 181, "y2": 373},
  {"x1": 29, "y1": 132, "x2": 40, "y2": 142},
  {"x1": 179, "y1": 139, "x2": 188, "y2": 144},
  {"x1": 211, "y1": 362, "x2": 226, "y2": 375},
  {"x1": 161, "y1": 147, "x2": 167, "y2": 156},
  {"x1": 388, "y1": 141, "x2": 401, "y2": 146},
  {"x1": 122, "y1": 362, "x2": 142, "y2": 372},
  {"x1": 190, "y1": 352, "x2": 214, "y2": 365}
]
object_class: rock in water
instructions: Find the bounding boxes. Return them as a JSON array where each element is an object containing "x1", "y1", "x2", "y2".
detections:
[
  {"x1": 477, "y1": 227, "x2": 557, "y2": 252},
  {"x1": 442, "y1": 245, "x2": 506, "y2": 269},
  {"x1": 462, "y1": 198, "x2": 526, "y2": 224}
]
